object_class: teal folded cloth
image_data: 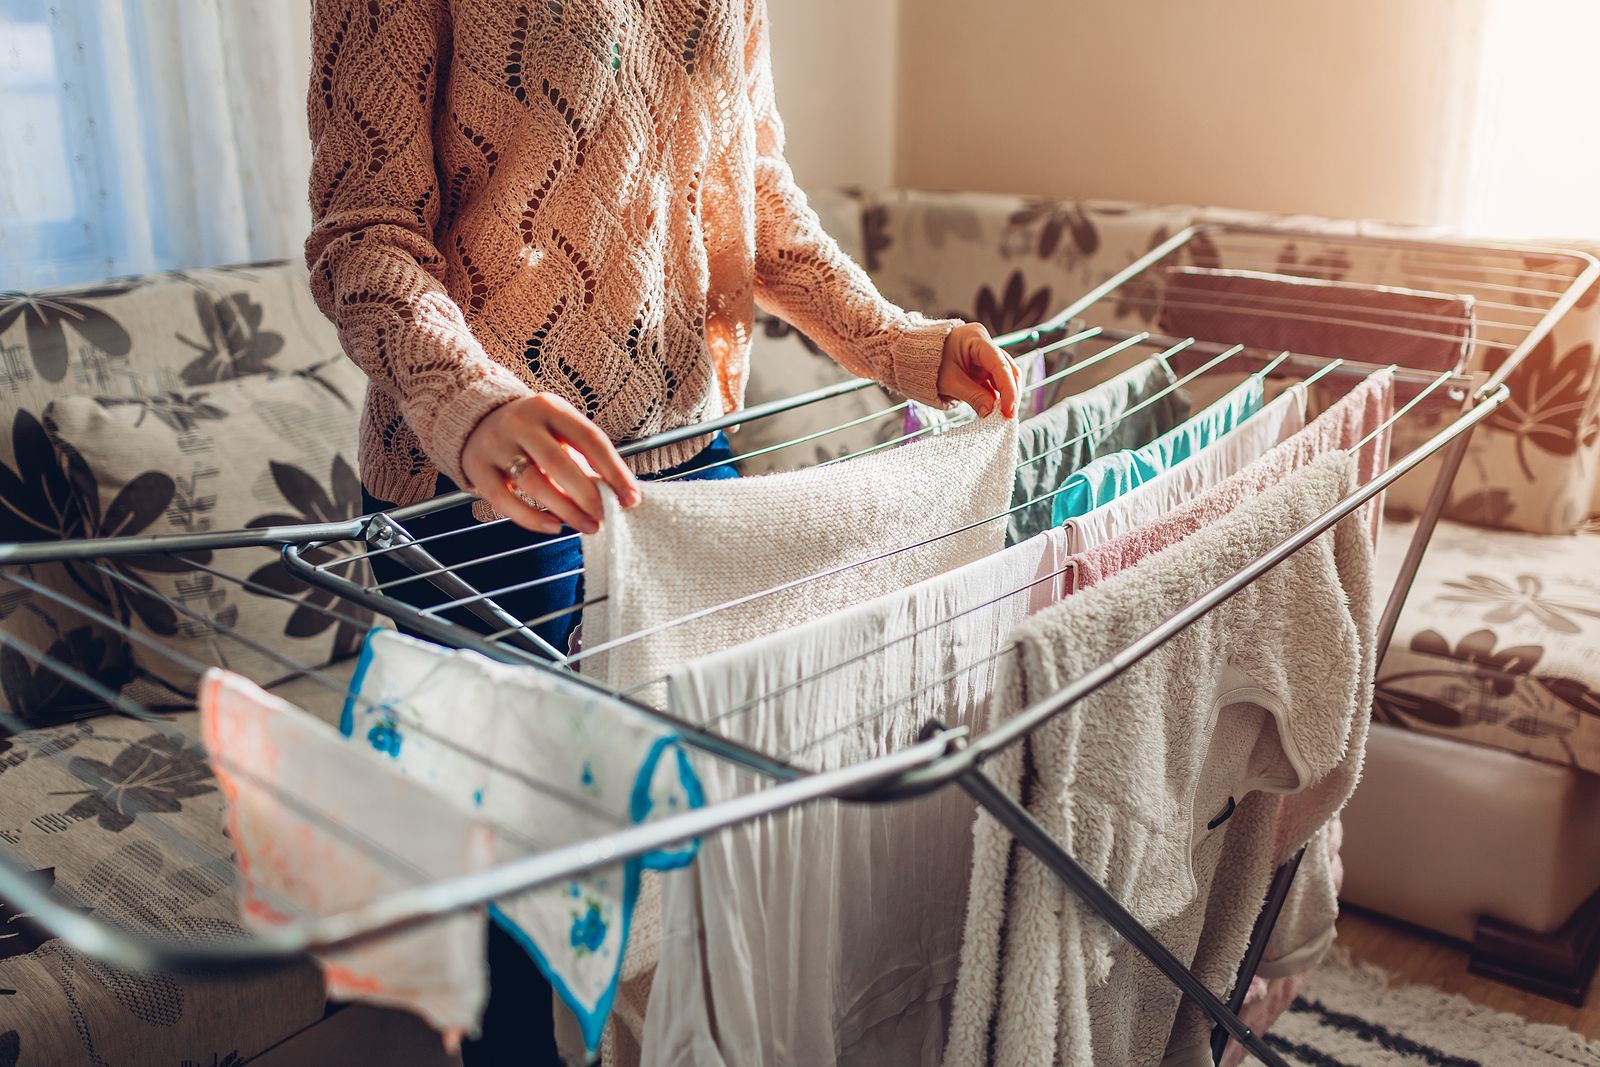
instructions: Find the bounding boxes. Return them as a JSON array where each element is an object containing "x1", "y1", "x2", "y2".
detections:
[
  {"x1": 1008, "y1": 356, "x2": 1191, "y2": 545},
  {"x1": 1049, "y1": 375, "x2": 1264, "y2": 524}
]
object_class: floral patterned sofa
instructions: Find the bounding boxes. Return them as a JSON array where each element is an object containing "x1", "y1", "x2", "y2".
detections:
[{"x1": 1, "y1": 185, "x2": 1597, "y2": 1064}]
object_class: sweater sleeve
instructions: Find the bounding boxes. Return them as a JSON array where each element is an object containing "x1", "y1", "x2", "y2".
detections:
[
  {"x1": 305, "y1": 0, "x2": 531, "y2": 487},
  {"x1": 742, "y1": 0, "x2": 959, "y2": 408}
]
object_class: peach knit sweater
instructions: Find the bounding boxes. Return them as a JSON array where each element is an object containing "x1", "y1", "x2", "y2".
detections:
[{"x1": 306, "y1": 0, "x2": 958, "y2": 505}]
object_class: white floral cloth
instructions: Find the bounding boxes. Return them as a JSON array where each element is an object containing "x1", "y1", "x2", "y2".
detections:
[{"x1": 340, "y1": 629, "x2": 705, "y2": 1054}]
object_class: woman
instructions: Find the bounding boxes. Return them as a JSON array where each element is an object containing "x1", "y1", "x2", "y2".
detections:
[{"x1": 305, "y1": 0, "x2": 1019, "y2": 1058}]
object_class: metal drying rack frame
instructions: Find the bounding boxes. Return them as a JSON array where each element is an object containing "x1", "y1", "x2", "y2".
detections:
[{"x1": 0, "y1": 222, "x2": 1593, "y2": 1066}]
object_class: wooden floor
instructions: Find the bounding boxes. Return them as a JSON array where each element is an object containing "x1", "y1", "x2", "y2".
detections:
[{"x1": 1336, "y1": 908, "x2": 1600, "y2": 1042}]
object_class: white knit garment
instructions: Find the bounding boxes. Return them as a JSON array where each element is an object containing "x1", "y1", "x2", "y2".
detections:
[
  {"x1": 644, "y1": 530, "x2": 1071, "y2": 1067},
  {"x1": 198, "y1": 669, "x2": 492, "y2": 1043},
  {"x1": 945, "y1": 452, "x2": 1376, "y2": 1067},
  {"x1": 580, "y1": 414, "x2": 1017, "y2": 1064},
  {"x1": 580, "y1": 415, "x2": 1019, "y2": 705},
  {"x1": 1060, "y1": 383, "x2": 1308, "y2": 554}
]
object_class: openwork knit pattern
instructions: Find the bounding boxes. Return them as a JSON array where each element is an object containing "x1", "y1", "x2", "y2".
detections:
[{"x1": 306, "y1": 0, "x2": 959, "y2": 503}]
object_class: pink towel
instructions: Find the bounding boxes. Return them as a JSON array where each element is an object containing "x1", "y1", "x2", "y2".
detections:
[
  {"x1": 199, "y1": 668, "x2": 493, "y2": 1046},
  {"x1": 1070, "y1": 368, "x2": 1395, "y2": 592}
]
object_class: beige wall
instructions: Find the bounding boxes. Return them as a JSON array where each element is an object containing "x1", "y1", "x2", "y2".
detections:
[
  {"x1": 767, "y1": 0, "x2": 901, "y2": 189},
  {"x1": 895, "y1": 0, "x2": 1490, "y2": 226}
]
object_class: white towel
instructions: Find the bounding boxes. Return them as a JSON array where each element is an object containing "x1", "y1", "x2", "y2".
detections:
[
  {"x1": 581, "y1": 415, "x2": 1019, "y2": 705},
  {"x1": 945, "y1": 452, "x2": 1375, "y2": 1067},
  {"x1": 644, "y1": 530, "x2": 1071, "y2": 1067},
  {"x1": 1060, "y1": 383, "x2": 1308, "y2": 554},
  {"x1": 198, "y1": 669, "x2": 492, "y2": 1045},
  {"x1": 339, "y1": 629, "x2": 705, "y2": 1056}
]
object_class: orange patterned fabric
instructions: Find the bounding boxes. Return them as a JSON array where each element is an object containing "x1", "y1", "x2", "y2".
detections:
[{"x1": 305, "y1": 0, "x2": 958, "y2": 503}]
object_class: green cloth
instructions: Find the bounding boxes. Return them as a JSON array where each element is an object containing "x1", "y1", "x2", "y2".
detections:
[
  {"x1": 1049, "y1": 375, "x2": 1264, "y2": 524},
  {"x1": 1007, "y1": 358, "x2": 1191, "y2": 545}
]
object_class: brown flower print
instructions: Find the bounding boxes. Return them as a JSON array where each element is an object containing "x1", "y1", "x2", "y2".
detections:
[
  {"x1": 955, "y1": 271, "x2": 1052, "y2": 337},
  {"x1": 1275, "y1": 241, "x2": 1351, "y2": 283},
  {"x1": 1438, "y1": 574, "x2": 1600, "y2": 635},
  {"x1": 1002, "y1": 199, "x2": 1098, "y2": 264},
  {"x1": 1374, "y1": 629, "x2": 1544, "y2": 730},
  {"x1": 1410, "y1": 628, "x2": 1543, "y2": 695},
  {"x1": 57, "y1": 733, "x2": 215, "y2": 833},
  {"x1": 861, "y1": 204, "x2": 891, "y2": 274},
  {"x1": 1482, "y1": 333, "x2": 1597, "y2": 478},
  {"x1": 245, "y1": 456, "x2": 373, "y2": 656},
  {"x1": 0, "y1": 283, "x2": 137, "y2": 384}
]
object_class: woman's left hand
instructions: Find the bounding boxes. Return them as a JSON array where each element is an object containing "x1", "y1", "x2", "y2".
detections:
[{"x1": 937, "y1": 322, "x2": 1021, "y2": 419}]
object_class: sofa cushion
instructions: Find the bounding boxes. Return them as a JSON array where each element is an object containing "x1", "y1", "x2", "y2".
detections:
[
  {"x1": 0, "y1": 654, "x2": 355, "y2": 1067},
  {"x1": 41, "y1": 357, "x2": 372, "y2": 699},
  {"x1": 0, "y1": 722, "x2": 327, "y2": 1067},
  {"x1": 0, "y1": 262, "x2": 353, "y2": 721},
  {"x1": 1374, "y1": 517, "x2": 1600, "y2": 774}
]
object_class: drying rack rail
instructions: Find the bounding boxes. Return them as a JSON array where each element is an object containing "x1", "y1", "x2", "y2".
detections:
[{"x1": 0, "y1": 222, "x2": 1592, "y2": 1067}]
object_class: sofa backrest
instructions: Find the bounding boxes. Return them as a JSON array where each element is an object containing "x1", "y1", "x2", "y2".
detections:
[{"x1": 842, "y1": 188, "x2": 1600, "y2": 536}]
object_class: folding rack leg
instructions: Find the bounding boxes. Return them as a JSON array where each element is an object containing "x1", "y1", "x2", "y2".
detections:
[
  {"x1": 949, "y1": 752, "x2": 1294, "y2": 1067},
  {"x1": 1208, "y1": 847, "x2": 1307, "y2": 1063},
  {"x1": 363, "y1": 512, "x2": 565, "y2": 661},
  {"x1": 1372, "y1": 427, "x2": 1475, "y2": 662}
]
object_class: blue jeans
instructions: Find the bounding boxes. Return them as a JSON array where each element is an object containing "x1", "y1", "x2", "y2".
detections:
[
  {"x1": 361, "y1": 432, "x2": 740, "y2": 653},
  {"x1": 359, "y1": 432, "x2": 738, "y2": 1065}
]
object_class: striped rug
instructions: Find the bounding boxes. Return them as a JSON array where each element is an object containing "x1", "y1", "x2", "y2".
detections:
[{"x1": 1249, "y1": 955, "x2": 1600, "y2": 1066}]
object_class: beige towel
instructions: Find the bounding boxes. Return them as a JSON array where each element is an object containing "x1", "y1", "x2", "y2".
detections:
[
  {"x1": 581, "y1": 415, "x2": 1019, "y2": 705},
  {"x1": 580, "y1": 414, "x2": 1018, "y2": 1064},
  {"x1": 945, "y1": 452, "x2": 1376, "y2": 1067}
]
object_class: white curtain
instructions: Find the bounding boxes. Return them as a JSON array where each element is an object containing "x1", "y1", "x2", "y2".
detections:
[
  {"x1": 0, "y1": 0, "x2": 311, "y2": 290},
  {"x1": 1453, "y1": 0, "x2": 1600, "y2": 240}
]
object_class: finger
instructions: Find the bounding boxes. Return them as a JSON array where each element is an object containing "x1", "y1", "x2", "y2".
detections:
[
  {"x1": 510, "y1": 466, "x2": 599, "y2": 535},
  {"x1": 467, "y1": 457, "x2": 561, "y2": 534},
  {"x1": 987, "y1": 348, "x2": 1021, "y2": 419},
  {"x1": 546, "y1": 405, "x2": 641, "y2": 505},
  {"x1": 968, "y1": 334, "x2": 1020, "y2": 419},
  {"x1": 944, "y1": 368, "x2": 998, "y2": 418},
  {"x1": 524, "y1": 435, "x2": 604, "y2": 523}
]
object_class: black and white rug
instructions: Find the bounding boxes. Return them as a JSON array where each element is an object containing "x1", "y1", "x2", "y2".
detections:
[{"x1": 1251, "y1": 955, "x2": 1600, "y2": 1066}]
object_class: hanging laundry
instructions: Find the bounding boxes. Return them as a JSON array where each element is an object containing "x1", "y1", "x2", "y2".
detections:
[
  {"x1": 645, "y1": 529, "x2": 1071, "y2": 1067},
  {"x1": 1070, "y1": 368, "x2": 1395, "y2": 588},
  {"x1": 1058, "y1": 382, "x2": 1307, "y2": 554},
  {"x1": 945, "y1": 452, "x2": 1376, "y2": 1067},
  {"x1": 1219, "y1": 817, "x2": 1345, "y2": 1067},
  {"x1": 581, "y1": 415, "x2": 1019, "y2": 704},
  {"x1": 1049, "y1": 373, "x2": 1265, "y2": 524},
  {"x1": 581, "y1": 414, "x2": 1015, "y2": 1064},
  {"x1": 1008, "y1": 356, "x2": 1191, "y2": 544},
  {"x1": 339, "y1": 628, "x2": 705, "y2": 1057},
  {"x1": 198, "y1": 669, "x2": 493, "y2": 1046}
]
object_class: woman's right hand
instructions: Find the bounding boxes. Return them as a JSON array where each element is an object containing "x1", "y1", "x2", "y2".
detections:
[{"x1": 461, "y1": 393, "x2": 642, "y2": 535}]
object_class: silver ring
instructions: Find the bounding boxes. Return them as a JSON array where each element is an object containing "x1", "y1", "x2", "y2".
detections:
[{"x1": 504, "y1": 453, "x2": 531, "y2": 481}]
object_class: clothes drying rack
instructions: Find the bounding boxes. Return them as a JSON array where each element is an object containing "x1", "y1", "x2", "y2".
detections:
[{"x1": 0, "y1": 223, "x2": 1591, "y2": 1066}]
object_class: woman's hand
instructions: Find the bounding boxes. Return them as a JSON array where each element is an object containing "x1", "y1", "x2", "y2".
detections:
[
  {"x1": 936, "y1": 322, "x2": 1021, "y2": 419},
  {"x1": 462, "y1": 394, "x2": 641, "y2": 535}
]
